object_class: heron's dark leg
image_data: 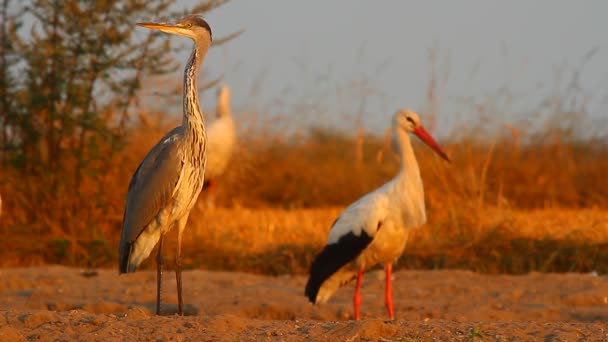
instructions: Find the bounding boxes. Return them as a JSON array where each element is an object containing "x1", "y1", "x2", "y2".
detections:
[
  {"x1": 175, "y1": 232, "x2": 183, "y2": 315},
  {"x1": 175, "y1": 215, "x2": 189, "y2": 316},
  {"x1": 385, "y1": 263, "x2": 394, "y2": 320},
  {"x1": 156, "y1": 233, "x2": 164, "y2": 315},
  {"x1": 353, "y1": 268, "x2": 364, "y2": 320}
]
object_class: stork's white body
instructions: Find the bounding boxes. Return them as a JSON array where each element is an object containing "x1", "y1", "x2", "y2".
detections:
[
  {"x1": 205, "y1": 85, "x2": 236, "y2": 181},
  {"x1": 310, "y1": 119, "x2": 426, "y2": 304},
  {"x1": 305, "y1": 109, "x2": 450, "y2": 320}
]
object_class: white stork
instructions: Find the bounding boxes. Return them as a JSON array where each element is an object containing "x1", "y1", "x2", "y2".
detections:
[
  {"x1": 305, "y1": 109, "x2": 450, "y2": 320},
  {"x1": 202, "y1": 85, "x2": 237, "y2": 205}
]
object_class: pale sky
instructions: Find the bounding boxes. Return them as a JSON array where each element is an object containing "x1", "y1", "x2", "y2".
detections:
[{"x1": 174, "y1": 0, "x2": 608, "y2": 137}]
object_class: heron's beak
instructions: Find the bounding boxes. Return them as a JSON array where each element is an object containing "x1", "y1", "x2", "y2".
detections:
[
  {"x1": 413, "y1": 126, "x2": 451, "y2": 163},
  {"x1": 136, "y1": 22, "x2": 183, "y2": 35}
]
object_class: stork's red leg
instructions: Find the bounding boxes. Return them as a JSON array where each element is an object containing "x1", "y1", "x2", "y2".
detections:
[
  {"x1": 353, "y1": 268, "x2": 364, "y2": 320},
  {"x1": 385, "y1": 263, "x2": 394, "y2": 320}
]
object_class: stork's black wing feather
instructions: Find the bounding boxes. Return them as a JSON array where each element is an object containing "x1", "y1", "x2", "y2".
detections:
[{"x1": 304, "y1": 227, "x2": 374, "y2": 303}]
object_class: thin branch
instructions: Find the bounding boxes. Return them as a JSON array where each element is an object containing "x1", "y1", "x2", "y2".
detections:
[
  {"x1": 190, "y1": 0, "x2": 231, "y2": 14},
  {"x1": 200, "y1": 74, "x2": 224, "y2": 91},
  {"x1": 212, "y1": 28, "x2": 245, "y2": 47}
]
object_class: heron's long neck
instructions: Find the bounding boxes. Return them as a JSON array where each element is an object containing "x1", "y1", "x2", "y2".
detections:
[
  {"x1": 393, "y1": 128, "x2": 426, "y2": 224},
  {"x1": 182, "y1": 41, "x2": 208, "y2": 162}
]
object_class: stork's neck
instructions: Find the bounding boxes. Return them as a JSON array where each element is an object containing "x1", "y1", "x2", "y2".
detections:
[
  {"x1": 392, "y1": 127, "x2": 426, "y2": 225},
  {"x1": 182, "y1": 40, "x2": 208, "y2": 161},
  {"x1": 394, "y1": 129, "x2": 422, "y2": 183},
  {"x1": 216, "y1": 89, "x2": 231, "y2": 119}
]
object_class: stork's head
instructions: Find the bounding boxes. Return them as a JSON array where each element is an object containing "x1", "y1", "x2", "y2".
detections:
[
  {"x1": 137, "y1": 15, "x2": 212, "y2": 43},
  {"x1": 217, "y1": 84, "x2": 230, "y2": 99},
  {"x1": 216, "y1": 85, "x2": 231, "y2": 118},
  {"x1": 393, "y1": 109, "x2": 451, "y2": 162},
  {"x1": 217, "y1": 85, "x2": 230, "y2": 104}
]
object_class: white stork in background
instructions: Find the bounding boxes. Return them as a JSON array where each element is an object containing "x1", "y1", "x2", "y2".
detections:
[
  {"x1": 202, "y1": 85, "x2": 237, "y2": 206},
  {"x1": 305, "y1": 109, "x2": 451, "y2": 320}
]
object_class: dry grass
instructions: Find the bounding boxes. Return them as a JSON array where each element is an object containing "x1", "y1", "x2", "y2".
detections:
[
  {"x1": 139, "y1": 206, "x2": 608, "y2": 275},
  {"x1": 185, "y1": 207, "x2": 608, "y2": 256},
  {"x1": 202, "y1": 123, "x2": 608, "y2": 211},
  {"x1": 1, "y1": 114, "x2": 607, "y2": 274}
]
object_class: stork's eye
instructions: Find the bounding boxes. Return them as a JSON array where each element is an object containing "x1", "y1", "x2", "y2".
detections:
[
  {"x1": 406, "y1": 117, "x2": 415, "y2": 125},
  {"x1": 185, "y1": 23, "x2": 192, "y2": 28}
]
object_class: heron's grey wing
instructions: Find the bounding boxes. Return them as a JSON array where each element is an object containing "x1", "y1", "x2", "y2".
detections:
[{"x1": 121, "y1": 126, "x2": 184, "y2": 244}]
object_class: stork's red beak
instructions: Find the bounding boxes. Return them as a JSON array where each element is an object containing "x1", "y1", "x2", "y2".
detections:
[{"x1": 413, "y1": 126, "x2": 451, "y2": 163}]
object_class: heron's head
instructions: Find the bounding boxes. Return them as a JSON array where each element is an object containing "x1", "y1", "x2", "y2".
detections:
[
  {"x1": 137, "y1": 15, "x2": 212, "y2": 43},
  {"x1": 392, "y1": 109, "x2": 451, "y2": 162}
]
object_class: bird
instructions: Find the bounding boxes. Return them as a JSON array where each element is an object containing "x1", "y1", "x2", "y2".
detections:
[
  {"x1": 118, "y1": 15, "x2": 212, "y2": 316},
  {"x1": 305, "y1": 109, "x2": 450, "y2": 320},
  {"x1": 201, "y1": 84, "x2": 237, "y2": 206}
]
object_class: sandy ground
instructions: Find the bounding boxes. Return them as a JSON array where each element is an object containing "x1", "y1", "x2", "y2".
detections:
[{"x1": 1, "y1": 266, "x2": 607, "y2": 341}]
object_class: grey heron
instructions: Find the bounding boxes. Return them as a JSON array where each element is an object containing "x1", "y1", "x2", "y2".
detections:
[
  {"x1": 118, "y1": 15, "x2": 212, "y2": 316},
  {"x1": 305, "y1": 109, "x2": 450, "y2": 320}
]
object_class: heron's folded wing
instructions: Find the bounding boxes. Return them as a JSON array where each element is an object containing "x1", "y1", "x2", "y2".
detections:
[{"x1": 121, "y1": 127, "x2": 184, "y2": 243}]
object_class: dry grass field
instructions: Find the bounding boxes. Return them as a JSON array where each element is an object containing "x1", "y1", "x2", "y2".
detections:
[{"x1": 1, "y1": 115, "x2": 608, "y2": 273}]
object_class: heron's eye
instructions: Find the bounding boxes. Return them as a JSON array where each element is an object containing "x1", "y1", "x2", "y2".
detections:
[{"x1": 185, "y1": 23, "x2": 192, "y2": 28}]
